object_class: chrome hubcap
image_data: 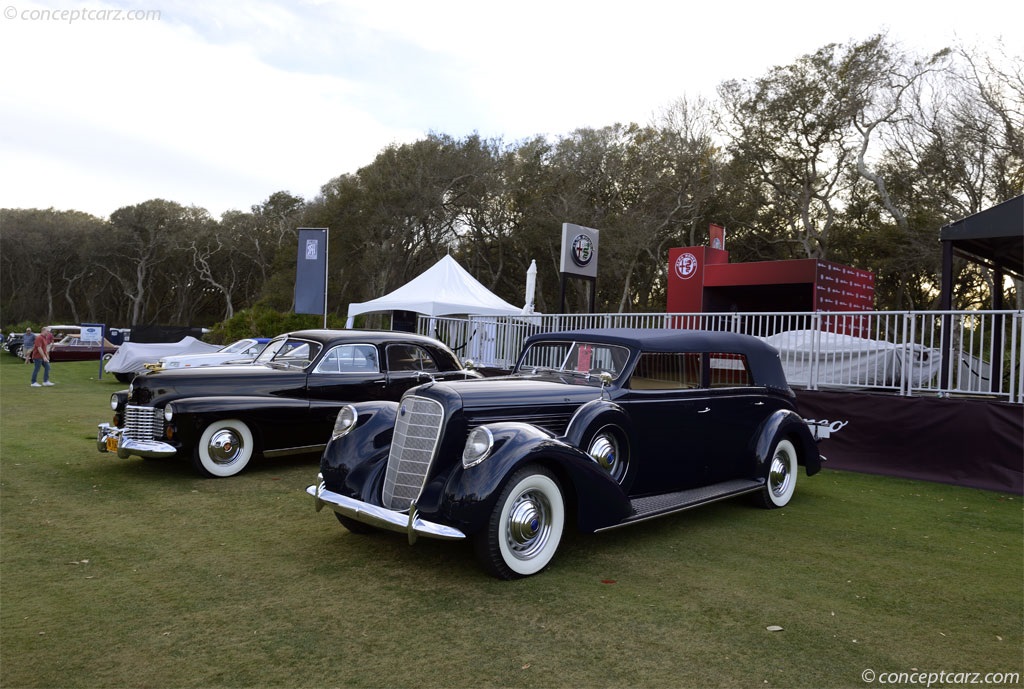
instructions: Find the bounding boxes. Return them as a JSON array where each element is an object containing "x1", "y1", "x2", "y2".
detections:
[
  {"x1": 589, "y1": 431, "x2": 626, "y2": 483},
  {"x1": 208, "y1": 428, "x2": 243, "y2": 465},
  {"x1": 769, "y1": 453, "x2": 792, "y2": 497},
  {"x1": 505, "y1": 490, "x2": 551, "y2": 560}
]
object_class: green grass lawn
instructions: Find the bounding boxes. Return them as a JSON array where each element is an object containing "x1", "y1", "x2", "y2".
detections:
[{"x1": 1, "y1": 356, "x2": 1021, "y2": 688}]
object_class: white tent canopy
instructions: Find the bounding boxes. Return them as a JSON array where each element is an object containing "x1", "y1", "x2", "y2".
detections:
[{"x1": 345, "y1": 255, "x2": 522, "y2": 327}]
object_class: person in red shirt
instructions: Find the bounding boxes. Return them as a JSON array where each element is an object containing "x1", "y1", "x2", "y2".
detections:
[{"x1": 29, "y1": 326, "x2": 55, "y2": 387}]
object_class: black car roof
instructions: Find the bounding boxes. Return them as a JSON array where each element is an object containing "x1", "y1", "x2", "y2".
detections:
[
  {"x1": 281, "y1": 329, "x2": 452, "y2": 348},
  {"x1": 524, "y1": 328, "x2": 787, "y2": 386},
  {"x1": 524, "y1": 328, "x2": 774, "y2": 354}
]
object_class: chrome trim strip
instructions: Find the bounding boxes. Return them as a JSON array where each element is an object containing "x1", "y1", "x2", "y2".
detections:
[
  {"x1": 262, "y1": 444, "x2": 326, "y2": 459},
  {"x1": 307, "y1": 481, "x2": 465, "y2": 541}
]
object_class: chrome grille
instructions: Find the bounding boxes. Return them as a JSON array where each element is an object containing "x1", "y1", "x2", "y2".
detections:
[
  {"x1": 124, "y1": 405, "x2": 163, "y2": 441},
  {"x1": 382, "y1": 396, "x2": 444, "y2": 511}
]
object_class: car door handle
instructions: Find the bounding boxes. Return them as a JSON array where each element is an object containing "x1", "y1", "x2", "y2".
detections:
[{"x1": 698, "y1": 407, "x2": 711, "y2": 413}]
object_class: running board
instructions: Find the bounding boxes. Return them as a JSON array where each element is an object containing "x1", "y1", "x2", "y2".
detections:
[{"x1": 597, "y1": 479, "x2": 763, "y2": 532}]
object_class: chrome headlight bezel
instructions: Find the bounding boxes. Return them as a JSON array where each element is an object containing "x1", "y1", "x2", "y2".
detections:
[
  {"x1": 331, "y1": 405, "x2": 359, "y2": 440},
  {"x1": 163, "y1": 404, "x2": 174, "y2": 422},
  {"x1": 109, "y1": 393, "x2": 119, "y2": 411},
  {"x1": 462, "y1": 426, "x2": 494, "y2": 468}
]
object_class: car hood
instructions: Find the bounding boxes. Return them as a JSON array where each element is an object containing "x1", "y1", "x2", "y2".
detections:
[
  {"x1": 419, "y1": 373, "x2": 606, "y2": 411},
  {"x1": 129, "y1": 364, "x2": 306, "y2": 405}
]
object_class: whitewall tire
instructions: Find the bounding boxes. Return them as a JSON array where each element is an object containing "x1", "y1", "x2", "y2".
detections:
[
  {"x1": 193, "y1": 418, "x2": 254, "y2": 478},
  {"x1": 475, "y1": 466, "x2": 565, "y2": 579}
]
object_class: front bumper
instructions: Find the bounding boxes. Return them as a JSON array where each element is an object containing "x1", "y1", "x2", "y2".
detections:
[
  {"x1": 307, "y1": 474, "x2": 465, "y2": 544},
  {"x1": 96, "y1": 423, "x2": 177, "y2": 460}
]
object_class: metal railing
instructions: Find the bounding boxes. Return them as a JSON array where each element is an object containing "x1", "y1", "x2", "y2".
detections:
[{"x1": 417, "y1": 310, "x2": 1024, "y2": 403}]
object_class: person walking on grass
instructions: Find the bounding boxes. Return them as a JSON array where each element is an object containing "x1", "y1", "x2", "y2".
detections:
[
  {"x1": 22, "y1": 328, "x2": 35, "y2": 364},
  {"x1": 29, "y1": 326, "x2": 55, "y2": 387}
]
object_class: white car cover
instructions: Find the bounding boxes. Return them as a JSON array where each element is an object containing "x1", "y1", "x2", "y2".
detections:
[{"x1": 104, "y1": 336, "x2": 221, "y2": 375}]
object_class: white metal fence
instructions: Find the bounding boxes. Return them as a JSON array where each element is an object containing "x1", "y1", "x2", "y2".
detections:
[{"x1": 417, "y1": 310, "x2": 1024, "y2": 403}]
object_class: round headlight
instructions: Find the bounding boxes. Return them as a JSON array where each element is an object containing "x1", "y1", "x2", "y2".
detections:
[
  {"x1": 332, "y1": 405, "x2": 359, "y2": 439},
  {"x1": 462, "y1": 426, "x2": 494, "y2": 468},
  {"x1": 163, "y1": 404, "x2": 174, "y2": 422},
  {"x1": 109, "y1": 394, "x2": 119, "y2": 411}
]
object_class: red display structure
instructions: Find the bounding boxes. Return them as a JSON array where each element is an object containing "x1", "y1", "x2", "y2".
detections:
[{"x1": 667, "y1": 243, "x2": 874, "y2": 333}]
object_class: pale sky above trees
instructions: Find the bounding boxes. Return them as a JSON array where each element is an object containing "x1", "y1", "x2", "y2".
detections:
[{"x1": 0, "y1": 0, "x2": 1014, "y2": 219}]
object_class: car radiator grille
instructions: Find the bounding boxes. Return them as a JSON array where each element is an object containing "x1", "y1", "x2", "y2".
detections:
[
  {"x1": 382, "y1": 395, "x2": 444, "y2": 511},
  {"x1": 124, "y1": 405, "x2": 163, "y2": 441}
]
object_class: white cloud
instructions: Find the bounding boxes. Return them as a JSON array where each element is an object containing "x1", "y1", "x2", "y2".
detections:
[{"x1": 0, "y1": 0, "x2": 1014, "y2": 219}]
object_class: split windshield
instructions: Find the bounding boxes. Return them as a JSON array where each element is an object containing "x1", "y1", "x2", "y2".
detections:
[{"x1": 516, "y1": 340, "x2": 630, "y2": 380}]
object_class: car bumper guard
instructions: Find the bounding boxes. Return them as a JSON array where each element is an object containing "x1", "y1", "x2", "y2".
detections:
[
  {"x1": 96, "y1": 423, "x2": 177, "y2": 460},
  {"x1": 307, "y1": 474, "x2": 466, "y2": 544}
]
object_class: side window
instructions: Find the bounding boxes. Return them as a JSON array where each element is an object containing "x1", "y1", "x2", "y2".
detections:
[
  {"x1": 314, "y1": 344, "x2": 379, "y2": 373},
  {"x1": 708, "y1": 352, "x2": 752, "y2": 388},
  {"x1": 629, "y1": 352, "x2": 702, "y2": 390},
  {"x1": 387, "y1": 344, "x2": 439, "y2": 372}
]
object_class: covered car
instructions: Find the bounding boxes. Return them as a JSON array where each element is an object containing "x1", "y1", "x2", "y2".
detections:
[
  {"x1": 308, "y1": 328, "x2": 823, "y2": 579},
  {"x1": 155, "y1": 337, "x2": 270, "y2": 370},
  {"x1": 103, "y1": 336, "x2": 220, "y2": 383},
  {"x1": 97, "y1": 330, "x2": 481, "y2": 477}
]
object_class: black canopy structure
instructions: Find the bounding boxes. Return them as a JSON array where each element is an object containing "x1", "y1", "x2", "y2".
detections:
[
  {"x1": 937, "y1": 194, "x2": 1022, "y2": 392},
  {"x1": 939, "y1": 194, "x2": 1023, "y2": 310}
]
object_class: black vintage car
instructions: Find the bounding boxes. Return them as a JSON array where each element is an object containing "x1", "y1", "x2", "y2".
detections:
[
  {"x1": 308, "y1": 328, "x2": 823, "y2": 579},
  {"x1": 97, "y1": 330, "x2": 479, "y2": 478}
]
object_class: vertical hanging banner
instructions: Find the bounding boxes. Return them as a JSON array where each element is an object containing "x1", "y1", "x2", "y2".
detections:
[{"x1": 294, "y1": 228, "x2": 328, "y2": 316}]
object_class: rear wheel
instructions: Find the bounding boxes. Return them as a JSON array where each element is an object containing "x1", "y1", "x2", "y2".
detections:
[
  {"x1": 192, "y1": 418, "x2": 254, "y2": 478},
  {"x1": 755, "y1": 438, "x2": 798, "y2": 508},
  {"x1": 474, "y1": 465, "x2": 564, "y2": 579}
]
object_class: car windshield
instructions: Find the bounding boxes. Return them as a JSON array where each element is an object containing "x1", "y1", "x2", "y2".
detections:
[
  {"x1": 254, "y1": 338, "x2": 322, "y2": 369},
  {"x1": 220, "y1": 339, "x2": 252, "y2": 354},
  {"x1": 516, "y1": 340, "x2": 631, "y2": 380}
]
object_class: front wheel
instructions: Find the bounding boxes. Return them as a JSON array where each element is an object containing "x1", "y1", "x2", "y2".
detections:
[
  {"x1": 474, "y1": 465, "x2": 565, "y2": 579},
  {"x1": 192, "y1": 418, "x2": 255, "y2": 478},
  {"x1": 755, "y1": 438, "x2": 798, "y2": 508}
]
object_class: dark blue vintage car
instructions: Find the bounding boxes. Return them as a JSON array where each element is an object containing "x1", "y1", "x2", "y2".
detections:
[
  {"x1": 308, "y1": 328, "x2": 823, "y2": 579},
  {"x1": 97, "y1": 330, "x2": 479, "y2": 478}
]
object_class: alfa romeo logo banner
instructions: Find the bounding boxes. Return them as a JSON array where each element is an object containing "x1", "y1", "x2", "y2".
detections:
[{"x1": 559, "y1": 223, "x2": 600, "y2": 278}]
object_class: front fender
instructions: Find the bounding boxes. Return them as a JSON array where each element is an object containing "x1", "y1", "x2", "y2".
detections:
[
  {"x1": 754, "y1": 408, "x2": 822, "y2": 476},
  {"x1": 167, "y1": 395, "x2": 311, "y2": 415},
  {"x1": 320, "y1": 401, "x2": 399, "y2": 503},
  {"x1": 441, "y1": 422, "x2": 632, "y2": 535}
]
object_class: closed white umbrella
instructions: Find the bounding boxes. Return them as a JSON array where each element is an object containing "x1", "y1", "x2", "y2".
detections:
[{"x1": 523, "y1": 259, "x2": 537, "y2": 314}]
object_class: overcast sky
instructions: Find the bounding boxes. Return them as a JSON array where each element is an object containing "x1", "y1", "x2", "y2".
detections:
[{"x1": 0, "y1": 0, "x2": 1014, "y2": 220}]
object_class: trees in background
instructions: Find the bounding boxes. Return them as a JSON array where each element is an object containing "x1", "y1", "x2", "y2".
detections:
[{"x1": 2, "y1": 35, "x2": 1020, "y2": 330}]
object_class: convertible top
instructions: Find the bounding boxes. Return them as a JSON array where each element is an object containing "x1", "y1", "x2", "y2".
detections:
[
  {"x1": 526, "y1": 328, "x2": 776, "y2": 355},
  {"x1": 523, "y1": 328, "x2": 788, "y2": 388}
]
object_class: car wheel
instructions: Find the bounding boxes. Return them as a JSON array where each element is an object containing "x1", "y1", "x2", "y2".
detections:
[
  {"x1": 474, "y1": 465, "x2": 564, "y2": 579},
  {"x1": 756, "y1": 438, "x2": 798, "y2": 508},
  {"x1": 102, "y1": 352, "x2": 114, "y2": 363},
  {"x1": 585, "y1": 424, "x2": 630, "y2": 486},
  {"x1": 192, "y1": 418, "x2": 255, "y2": 478}
]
